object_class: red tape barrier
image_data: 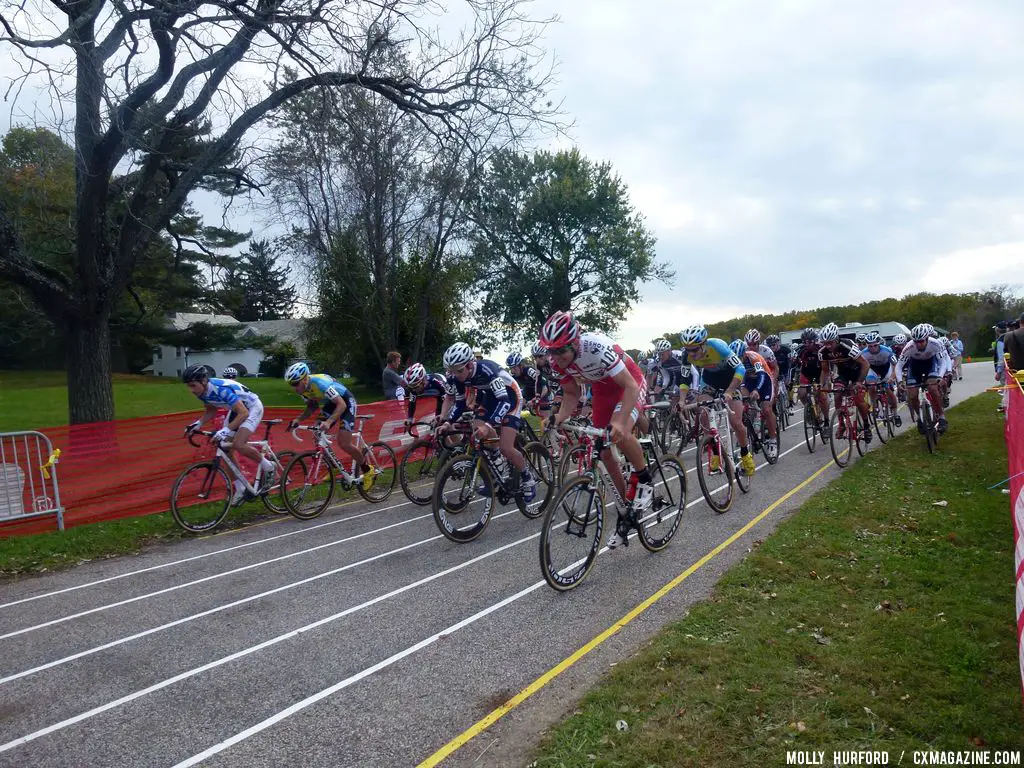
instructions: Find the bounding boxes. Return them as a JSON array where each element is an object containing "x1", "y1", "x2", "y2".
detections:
[{"x1": 0, "y1": 397, "x2": 438, "y2": 537}]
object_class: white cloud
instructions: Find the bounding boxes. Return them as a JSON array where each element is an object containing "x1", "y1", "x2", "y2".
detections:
[{"x1": 921, "y1": 242, "x2": 1024, "y2": 295}]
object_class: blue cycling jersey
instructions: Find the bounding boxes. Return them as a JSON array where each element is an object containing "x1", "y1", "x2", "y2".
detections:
[
  {"x1": 297, "y1": 373, "x2": 352, "y2": 409},
  {"x1": 444, "y1": 359, "x2": 521, "y2": 425},
  {"x1": 861, "y1": 344, "x2": 896, "y2": 374},
  {"x1": 197, "y1": 378, "x2": 262, "y2": 410},
  {"x1": 680, "y1": 338, "x2": 745, "y2": 378}
]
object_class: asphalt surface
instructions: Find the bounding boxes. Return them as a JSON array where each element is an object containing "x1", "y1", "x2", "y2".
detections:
[{"x1": 0, "y1": 363, "x2": 992, "y2": 768}]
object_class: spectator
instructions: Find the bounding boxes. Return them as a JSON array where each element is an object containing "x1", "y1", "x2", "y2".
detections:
[
  {"x1": 949, "y1": 331, "x2": 964, "y2": 380},
  {"x1": 382, "y1": 351, "x2": 405, "y2": 400},
  {"x1": 473, "y1": 347, "x2": 483, "y2": 361},
  {"x1": 995, "y1": 321, "x2": 1008, "y2": 413},
  {"x1": 1004, "y1": 313, "x2": 1024, "y2": 376}
]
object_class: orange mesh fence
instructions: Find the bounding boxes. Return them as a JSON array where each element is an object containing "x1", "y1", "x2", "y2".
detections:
[{"x1": 0, "y1": 397, "x2": 438, "y2": 537}]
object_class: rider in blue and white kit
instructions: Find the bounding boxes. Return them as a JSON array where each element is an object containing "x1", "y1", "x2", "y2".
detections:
[
  {"x1": 859, "y1": 331, "x2": 902, "y2": 427},
  {"x1": 895, "y1": 324, "x2": 950, "y2": 434}
]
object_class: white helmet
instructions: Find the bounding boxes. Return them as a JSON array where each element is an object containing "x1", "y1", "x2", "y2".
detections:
[
  {"x1": 855, "y1": 332, "x2": 867, "y2": 344},
  {"x1": 744, "y1": 328, "x2": 762, "y2": 345},
  {"x1": 531, "y1": 342, "x2": 546, "y2": 357},
  {"x1": 892, "y1": 333, "x2": 907, "y2": 345},
  {"x1": 863, "y1": 331, "x2": 882, "y2": 345},
  {"x1": 910, "y1": 323, "x2": 931, "y2": 341},
  {"x1": 819, "y1": 322, "x2": 839, "y2": 342},
  {"x1": 285, "y1": 362, "x2": 310, "y2": 382},
  {"x1": 403, "y1": 363, "x2": 427, "y2": 388},
  {"x1": 680, "y1": 324, "x2": 708, "y2": 346},
  {"x1": 655, "y1": 339, "x2": 672, "y2": 352},
  {"x1": 221, "y1": 366, "x2": 238, "y2": 379},
  {"x1": 443, "y1": 342, "x2": 474, "y2": 370}
]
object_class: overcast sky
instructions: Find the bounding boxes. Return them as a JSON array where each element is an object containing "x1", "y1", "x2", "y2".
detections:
[{"x1": 3, "y1": 0, "x2": 1022, "y2": 356}]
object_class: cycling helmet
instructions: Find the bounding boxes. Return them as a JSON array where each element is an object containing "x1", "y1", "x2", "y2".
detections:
[
  {"x1": 443, "y1": 342, "x2": 474, "y2": 369},
  {"x1": 182, "y1": 364, "x2": 209, "y2": 383},
  {"x1": 892, "y1": 333, "x2": 907, "y2": 345},
  {"x1": 800, "y1": 328, "x2": 818, "y2": 343},
  {"x1": 863, "y1": 331, "x2": 882, "y2": 345},
  {"x1": 729, "y1": 339, "x2": 746, "y2": 358},
  {"x1": 855, "y1": 332, "x2": 867, "y2": 344},
  {"x1": 403, "y1": 363, "x2": 427, "y2": 388},
  {"x1": 680, "y1": 324, "x2": 708, "y2": 347},
  {"x1": 819, "y1": 322, "x2": 839, "y2": 342},
  {"x1": 531, "y1": 341, "x2": 546, "y2": 357},
  {"x1": 221, "y1": 366, "x2": 238, "y2": 379},
  {"x1": 539, "y1": 310, "x2": 580, "y2": 349},
  {"x1": 506, "y1": 352, "x2": 523, "y2": 367},
  {"x1": 744, "y1": 328, "x2": 762, "y2": 345},
  {"x1": 654, "y1": 339, "x2": 672, "y2": 353},
  {"x1": 284, "y1": 361, "x2": 310, "y2": 382},
  {"x1": 765, "y1": 334, "x2": 780, "y2": 346},
  {"x1": 910, "y1": 323, "x2": 931, "y2": 341}
]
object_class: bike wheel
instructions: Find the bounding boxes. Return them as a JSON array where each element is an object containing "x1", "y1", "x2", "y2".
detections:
[
  {"x1": 922, "y1": 401, "x2": 937, "y2": 453},
  {"x1": 539, "y1": 475, "x2": 604, "y2": 591},
  {"x1": 358, "y1": 441, "x2": 397, "y2": 502},
  {"x1": 695, "y1": 435, "x2": 734, "y2": 513},
  {"x1": 399, "y1": 438, "x2": 444, "y2": 506},
  {"x1": 761, "y1": 419, "x2": 779, "y2": 465},
  {"x1": 261, "y1": 450, "x2": 295, "y2": 514},
  {"x1": 873, "y1": 406, "x2": 889, "y2": 444},
  {"x1": 516, "y1": 441, "x2": 555, "y2": 519},
  {"x1": 854, "y1": 413, "x2": 866, "y2": 457},
  {"x1": 283, "y1": 451, "x2": 335, "y2": 520},
  {"x1": 433, "y1": 454, "x2": 494, "y2": 542},
  {"x1": 803, "y1": 405, "x2": 817, "y2": 453},
  {"x1": 636, "y1": 456, "x2": 686, "y2": 552},
  {"x1": 170, "y1": 461, "x2": 233, "y2": 532},
  {"x1": 829, "y1": 411, "x2": 852, "y2": 468},
  {"x1": 559, "y1": 443, "x2": 589, "y2": 483}
]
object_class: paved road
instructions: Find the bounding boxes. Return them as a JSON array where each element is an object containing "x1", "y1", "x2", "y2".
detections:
[{"x1": 0, "y1": 364, "x2": 992, "y2": 768}]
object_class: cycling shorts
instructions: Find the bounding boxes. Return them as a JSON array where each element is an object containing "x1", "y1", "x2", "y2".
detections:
[
  {"x1": 591, "y1": 355, "x2": 647, "y2": 429},
  {"x1": 320, "y1": 392, "x2": 357, "y2": 431},
  {"x1": 744, "y1": 372, "x2": 774, "y2": 403},
  {"x1": 906, "y1": 357, "x2": 941, "y2": 388}
]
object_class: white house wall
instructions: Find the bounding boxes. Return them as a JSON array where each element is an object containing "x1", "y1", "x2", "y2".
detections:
[{"x1": 150, "y1": 347, "x2": 265, "y2": 378}]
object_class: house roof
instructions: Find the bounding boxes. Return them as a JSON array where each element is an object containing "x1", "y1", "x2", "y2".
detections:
[
  {"x1": 167, "y1": 312, "x2": 240, "y2": 330},
  {"x1": 164, "y1": 312, "x2": 307, "y2": 355}
]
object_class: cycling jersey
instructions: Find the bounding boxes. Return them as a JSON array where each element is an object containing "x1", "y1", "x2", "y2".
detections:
[
  {"x1": 741, "y1": 350, "x2": 774, "y2": 401},
  {"x1": 536, "y1": 360, "x2": 562, "y2": 399},
  {"x1": 753, "y1": 344, "x2": 777, "y2": 372},
  {"x1": 513, "y1": 365, "x2": 548, "y2": 402},
  {"x1": 445, "y1": 359, "x2": 522, "y2": 427},
  {"x1": 298, "y1": 373, "x2": 353, "y2": 409},
  {"x1": 650, "y1": 350, "x2": 690, "y2": 393},
  {"x1": 680, "y1": 338, "x2": 745, "y2": 379},
  {"x1": 860, "y1": 345, "x2": 896, "y2": 377},
  {"x1": 796, "y1": 342, "x2": 823, "y2": 384},
  {"x1": 818, "y1": 339, "x2": 864, "y2": 378},
  {"x1": 405, "y1": 372, "x2": 447, "y2": 420},
  {"x1": 197, "y1": 378, "x2": 262, "y2": 410},
  {"x1": 773, "y1": 344, "x2": 793, "y2": 378},
  {"x1": 550, "y1": 332, "x2": 646, "y2": 429},
  {"x1": 895, "y1": 339, "x2": 951, "y2": 381}
]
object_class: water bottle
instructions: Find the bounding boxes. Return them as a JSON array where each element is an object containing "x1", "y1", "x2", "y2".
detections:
[
  {"x1": 489, "y1": 449, "x2": 509, "y2": 482},
  {"x1": 752, "y1": 410, "x2": 762, "y2": 436}
]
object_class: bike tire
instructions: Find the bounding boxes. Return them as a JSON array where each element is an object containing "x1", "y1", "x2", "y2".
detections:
[
  {"x1": 433, "y1": 453, "x2": 494, "y2": 543},
  {"x1": 873, "y1": 407, "x2": 889, "y2": 444},
  {"x1": 399, "y1": 438, "x2": 444, "y2": 506},
  {"x1": 516, "y1": 441, "x2": 555, "y2": 519},
  {"x1": 261, "y1": 450, "x2": 296, "y2": 514},
  {"x1": 829, "y1": 411, "x2": 852, "y2": 468},
  {"x1": 695, "y1": 435, "x2": 734, "y2": 513},
  {"x1": 803, "y1": 405, "x2": 817, "y2": 453},
  {"x1": 282, "y1": 451, "x2": 335, "y2": 520},
  {"x1": 636, "y1": 455, "x2": 686, "y2": 552},
  {"x1": 922, "y1": 402, "x2": 937, "y2": 454},
  {"x1": 559, "y1": 443, "x2": 589, "y2": 483},
  {"x1": 170, "y1": 461, "x2": 233, "y2": 533},
  {"x1": 761, "y1": 418, "x2": 779, "y2": 465},
  {"x1": 539, "y1": 475, "x2": 604, "y2": 591},
  {"x1": 358, "y1": 441, "x2": 397, "y2": 503}
]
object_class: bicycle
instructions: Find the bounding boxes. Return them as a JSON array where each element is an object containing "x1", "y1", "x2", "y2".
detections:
[
  {"x1": 170, "y1": 419, "x2": 296, "y2": 532},
  {"x1": 866, "y1": 381, "x2": 897, "y2": 444},
  {"x1": 800, "y1": 384, "x2": 830, "y2": 453},
  {"x1": 823, "y1": 386, "x2": 866, "y2": 468},
  {"x1": 281, "y1": 416, "x2": 397, "y2": 520},
  {"x1": 398, "y1": 420, "x2": 466, "y2": 505},
  {"x1": 539, "y1": 423, "x2": 687, "y2": 591},
  {"x1": 774, "y1": 378, "x2": 791, "y2": 431},
  {"x1": 908, "y1": 381, "x2": 942, "y2": 454},
  {"x1": 693, "y1": 395, "x2": 739, "y2": 513},
  {"x1": 741, "y1": 395, "x2": 780, "y2": 466},
  {"x1": 432, "y1": 413, "x2": 554, "y2": 543}
]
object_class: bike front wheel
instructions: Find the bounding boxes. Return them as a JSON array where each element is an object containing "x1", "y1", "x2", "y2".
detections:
[
  {"x1": 283, "y1": 451, "x2": 336, "y2": 520},
  {"x1": 695, "y1": 435, "x2": 734, "y2": 513},
  {"x1": 398, "y1": 438, "x2": 445, "y2": 506},
  {"x1": 829, "y1": 411, "x2": 853, "y2": 468},
  {"x1": 636, "y1": 456, "x2": 686, "y2": 552},
  {"x1": 261, "y1": 450, "x2": 296, "y2": 514},
  {"x1": 433, "y1": 454, "x2": 494, "y2": 543},
  {"x1": 170, "y1": 461, "x2": 232, "y2": 533},
  {"x1": 358, "y1": 441, "x2": 397, "y2": 503},
  {"x1": 539, "y1": 475, "x2": 604, "y2": 591},
  {"x1": 516, "y1": 441, "x2": 555, "y2": 519}
]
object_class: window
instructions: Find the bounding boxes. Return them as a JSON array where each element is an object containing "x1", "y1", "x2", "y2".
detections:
[
  {"x1": 176, "y1": 346, "x2": 182, "y2": 358},
  {"x1": 156, "y1": 347, "x2": 163, "y2": 360}
]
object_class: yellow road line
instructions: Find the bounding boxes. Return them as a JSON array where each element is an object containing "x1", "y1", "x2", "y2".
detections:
[{"x1": 416, "y1": 455, "x2": 842, "y2": 768}]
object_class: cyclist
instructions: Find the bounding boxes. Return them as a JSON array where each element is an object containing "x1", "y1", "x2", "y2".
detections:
[
  {"x1": 765, "y1": 334, "x2": 794, "y2": 416},
  {"x1": 221, "y1": 366, "x2": 238, "y2": 380},
  {"x1": 284, "y1": 362, "x2": 375, "y2": 491},
  {"x1": 817, "y1": 322, "x2": 872, "y2": 443},
  {"x1": 437, "y1": 342, "x2": 536, "y2": 501},
  {"x1": 401, "y1": 362, "x2": 448, "y2": 427},
  {"x1": 731, "y1": 339, "x2": 778, "y2": 460},
  {"x1": 744, "y1": 329, "x2": 779, "y2": 380},
  {"x1": 679, "y1": 324, "x2": 755, "y2": 477},
  {"x1": 795, "y1": 328, "x2": 829, "y2": 432},
  {"x1": 507, "y1": 352, "x2": 550, "y2": 416},
  {"x1": 890, "y1": 333, "x2": 908, "y2": 358},
  {"x1": 860, "y1": 331, "x2": 902, "y2": 427},
  {"x1": 182, "y1": 364, "x2": 275, "y2": 504},
  {"x1": 854, "y1": 331, "x2": 868, "y2": 350},
  {"x1": 539, "y1": 310, "x2": 650, "y2": 548},
  {"x1": 896, "y1": 323, "x2": 949, "y2": 434}
]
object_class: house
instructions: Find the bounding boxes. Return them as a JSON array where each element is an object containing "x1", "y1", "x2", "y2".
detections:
[
  {"x1": 146, "y1": 312, "x2": 307, "y2": 378},
  {"x1": 779, "y1": 321, "x2": 913, "y2": 347}
]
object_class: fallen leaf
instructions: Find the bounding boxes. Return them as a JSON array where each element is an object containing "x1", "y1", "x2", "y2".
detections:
[
  {"x1": 616, "y1": 719, "x2": 629, "y2": 732},
  {"x1": 932, "y1": 500, "x2": 948, "y2": 507},
  {"x1": 796, "y1": 721, "x2": 807, "y2": 732}
]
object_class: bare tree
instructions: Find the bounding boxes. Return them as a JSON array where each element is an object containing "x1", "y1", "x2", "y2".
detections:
[{"x1": 0, "y1": 0, "x2": 559, "y2": 422}]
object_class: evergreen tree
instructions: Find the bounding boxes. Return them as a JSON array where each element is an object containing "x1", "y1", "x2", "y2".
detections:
[{"x1": 236, "y1": 240, "x2": 296, "y2": 321}]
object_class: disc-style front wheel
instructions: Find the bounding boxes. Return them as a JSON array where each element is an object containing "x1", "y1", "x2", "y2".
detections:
[
  {"x1": 539, "y1": 475, "x2": 604, "y2": 591},
  {"x1": 636, "y1": 456, "x2": 686, "y2": 552},
  {"x1": 170, "y1": 461, "x2": 232, "y2": 533}
]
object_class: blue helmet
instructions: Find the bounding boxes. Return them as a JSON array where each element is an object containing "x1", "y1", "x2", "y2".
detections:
[
  {"x1": 729, "y1": 339, "x2": 746, "y2": 358},
  {"x1": 506, "y1": 352, "x2": 523, "y2": 368}
]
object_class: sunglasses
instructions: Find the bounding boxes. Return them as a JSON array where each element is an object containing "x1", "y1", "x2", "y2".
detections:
[
  {"x1": 289, "y1": 380, "x2": 304, "y2": 388},
  {"x1": 447, "y1": 363, "x2": 469, "y2": 375},
  {"x1": 546, "y1": 345, "x2": 574, "y2": 356}
]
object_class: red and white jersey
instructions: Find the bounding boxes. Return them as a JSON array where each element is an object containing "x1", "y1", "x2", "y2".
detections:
[{"x1": 550, "y1": 332, "x2": 628, "y2": 383}]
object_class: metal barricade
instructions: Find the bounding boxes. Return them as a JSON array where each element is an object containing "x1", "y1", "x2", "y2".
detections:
[{"x1": 0, "y1": 431, "x2": 64, "y2": 530}]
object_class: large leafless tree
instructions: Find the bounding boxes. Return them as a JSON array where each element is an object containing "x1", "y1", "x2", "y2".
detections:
[{"x1": 0, "y1": 0, "x2": 558, "y2": 423}]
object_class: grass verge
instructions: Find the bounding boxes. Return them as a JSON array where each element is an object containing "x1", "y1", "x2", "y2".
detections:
[{"x1": 531, "y1": 392, "x2": 1024, "y2": 766}]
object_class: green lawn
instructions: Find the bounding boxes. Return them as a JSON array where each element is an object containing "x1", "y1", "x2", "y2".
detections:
[
  {"x1": 531, "y1": 392, "x2": 1024, "y2": 766},
  {"x1": 0, "y1": 370, "x2": 378, "y2": 431}
]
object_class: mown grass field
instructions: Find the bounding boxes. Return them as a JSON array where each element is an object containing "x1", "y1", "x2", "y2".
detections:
[
  {"x1": 531, "y1": 392, "x2": 1024, "y2": 766},
  {"x1": 0, "y1": 370, "x2": 378, "y2": 432}
]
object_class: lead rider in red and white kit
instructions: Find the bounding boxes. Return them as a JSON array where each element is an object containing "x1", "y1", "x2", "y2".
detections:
[{"x1": 538, "y1": 310, "x2": 651, "y2": 549}]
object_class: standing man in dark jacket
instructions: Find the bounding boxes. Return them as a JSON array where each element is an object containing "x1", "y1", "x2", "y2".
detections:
[{"x1": 383, "y1": 351, "x2": 405, "y2": 399}]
